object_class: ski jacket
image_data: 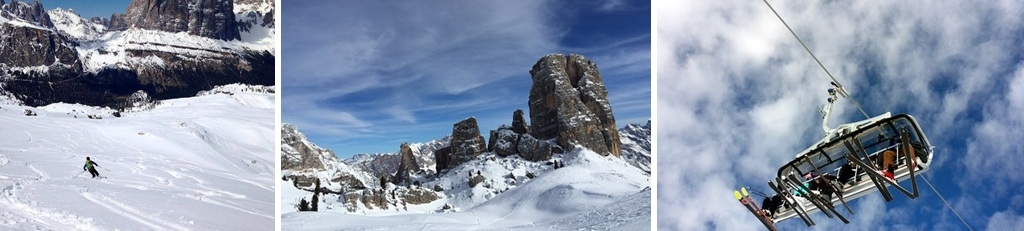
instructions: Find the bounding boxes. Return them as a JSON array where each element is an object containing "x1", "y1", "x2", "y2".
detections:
[{"x1": 84, "y1": 160, "x2": 99, "y2": 171}]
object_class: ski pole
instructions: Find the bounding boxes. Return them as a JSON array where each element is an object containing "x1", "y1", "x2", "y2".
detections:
[{"x1": 73, "y1": 170, "x2": 86, "y2": 179}]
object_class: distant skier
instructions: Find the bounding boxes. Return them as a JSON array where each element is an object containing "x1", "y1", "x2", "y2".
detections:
[{"x1": 84, "y1": 157, "x2": 101, "y2": 178}]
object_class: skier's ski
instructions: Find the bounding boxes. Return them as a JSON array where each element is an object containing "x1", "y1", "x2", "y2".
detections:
[{"x1": 735, "y1": 188, "x2": 778, "y2": 231}]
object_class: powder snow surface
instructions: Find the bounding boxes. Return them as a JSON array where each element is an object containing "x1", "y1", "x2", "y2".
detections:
[{"x1": 0, "y1": 87, "x2": 274, "y2": 230}]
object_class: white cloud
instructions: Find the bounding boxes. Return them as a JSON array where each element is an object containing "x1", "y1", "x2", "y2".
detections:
[
  {"x1": 986, "y1": 211, "x2": 1024, "y2": 230},
  {"x1": 964, "y1": 63, "x2": 1024, "y2": 190}
]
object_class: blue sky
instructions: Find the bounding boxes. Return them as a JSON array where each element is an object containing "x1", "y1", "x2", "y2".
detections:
[
  {"x1": 659, "y1": 0, "x2": 1024, "y2": 230},
  {"x1": 282, "y1": 0, "x2": 651, "y2": 157},
  {"x1": 38, "y1": 0, "x2": 132, "y2": 19}
]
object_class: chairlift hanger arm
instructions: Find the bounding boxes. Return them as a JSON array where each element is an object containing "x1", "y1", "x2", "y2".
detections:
[{"x1": 762, "y1": 0, "x2": 871, "y2": 119}]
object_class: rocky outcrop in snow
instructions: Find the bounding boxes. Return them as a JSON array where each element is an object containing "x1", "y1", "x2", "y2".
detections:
[
  {"x1": 487, "y1": 109, "x2": 552, "y2": 161},
  {"x1": 528, "y1": 54, "x2": 622, "y2": 157},
  {"x1": 122, "y1": 0, "x2": 240, "y2": 41},
  {"x1": 436, "y1": 117, "x2": 486, "y2": 174},
  {"x1": 393, "y1": 142, "x2": 421, "y2": 186},
  {"x1": 488, "y1": 125, "x2": 518, "y2": 157},
  {"x1": 517, "y1": 134, "x2": 553, "y2": 161}
]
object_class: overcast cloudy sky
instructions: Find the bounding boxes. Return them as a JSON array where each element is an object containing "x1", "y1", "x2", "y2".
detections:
[
  {"x1": 659, "y1": 0, "x2": 1024, "y2": 230},
  {"x1": 282, "y1": 0, "x2": 651, "y2": 157}
]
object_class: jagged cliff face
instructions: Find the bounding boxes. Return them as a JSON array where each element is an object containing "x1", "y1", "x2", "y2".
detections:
[
  {"x1": 281, "y1": 124, "x2": 375, "y2": 194},
  {"x1": 1, "y1": 0, "x2": 53, "y2": 28},
  {"x1": 619, "y1": 120, "x2": 652, "y2": 173},
  {"x1": 281, "y1": 124, "x2": 330, "y2": 171},
  {"x1": 0, "y1": 0, "x2": 274, "y2": 109},
  {"x1": 528, "y1": 54, "x2": 622, "y2": 157},
  {"x1": 0, "y1": 24, "x2": 80, "y2": 72},
  {"x1": 0, "y1": 1, "x2": 81, "y2": 78},
  {"x1": 123, "y1": 0, "x2": 240, "y2": 40}
]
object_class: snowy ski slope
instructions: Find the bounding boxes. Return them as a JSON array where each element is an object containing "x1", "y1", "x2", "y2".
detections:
[{"x1": 0, "y1": 87, "x2": 274, "y2": 230}]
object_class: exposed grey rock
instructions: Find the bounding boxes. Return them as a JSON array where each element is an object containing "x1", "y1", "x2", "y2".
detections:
[
  {"x1": 436, "y1": 117, "x2": 485, "y2": 174},
  {"x1": 433, "y1": 146, "x2": 453, "y2": 176},
  {"x1": 123, "y1": 0, "x2": 240, "y2": 40},
  {"x1": 512, "y1": 109, "x2": 529, "y2": 134},
  {"x1": 469, "y1": 174, "x2": 486, "y2": 188},
  {"x1": 400, "y1": 188, "x2": 440, "y2": 205},
  {"x1": 393, "y1": 142, "x2": 421, "y2": 185},
  {"x1": 488, "y1": 125, "x2": 519, "y2": 157},
  {"x1": 108, "y1": 13, "x2": 129, "y2": 31},
  {"x1": 280, "y1": 124, "x2": 328, "y2": 170},
  {"x1": 0, "y1": 24, "x2": 81, "y2": 72},
  {"x1": 2, "y1": 0, "x2": 54, "y2": 28},
  {"x1": 619, "y1": 120, "x2": 652, "y2": 173},
  {"x1": 528, "y1": 54, "x2": 621, "y2": 157},
  {"x1": 517, "y1": 134, "x2": 552, "y2": 161},
  {"x1": 330, "y1": 174, "x2": 366, "y2": 191}
]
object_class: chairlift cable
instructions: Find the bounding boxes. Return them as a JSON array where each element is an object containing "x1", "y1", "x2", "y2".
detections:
[
  {"x1": 921, "y1": 174, "x2": 975, "y2": 231},
  {"x1": 762, "y1": 0, "x2": 871, "y2": 119}
]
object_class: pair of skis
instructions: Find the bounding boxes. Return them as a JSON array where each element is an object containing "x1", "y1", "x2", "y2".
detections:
[{"x1": 734, "y1": 187, "x2": 778, "y2": 231}]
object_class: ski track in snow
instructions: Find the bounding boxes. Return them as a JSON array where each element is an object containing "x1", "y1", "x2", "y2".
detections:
[{"x1": 82, "y1": 192, "x2": 186, "y2": 231}]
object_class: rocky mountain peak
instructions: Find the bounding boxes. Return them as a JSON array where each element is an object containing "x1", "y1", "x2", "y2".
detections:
[
  {"x1": 528, "y1": 54, "x2": 622, "y2": 157},
  {"x1": 1, "y1": 0, "x2": 54, "y2": 28},
  {"x1": 281, "y1": 123, "x2": 334, "y2": 171},
  {"x1": 123, "y1": 0, "x2": 240, "y2": 40}
]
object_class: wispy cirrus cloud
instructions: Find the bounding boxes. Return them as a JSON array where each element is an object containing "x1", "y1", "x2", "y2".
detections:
[{"x1": 284, "y1": 0, "x2": 651, "y2": 156}]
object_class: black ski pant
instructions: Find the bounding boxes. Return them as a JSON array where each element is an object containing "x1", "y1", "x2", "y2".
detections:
[{"x1": 88, "y1": 168, "x2": 100, "y2": 178}]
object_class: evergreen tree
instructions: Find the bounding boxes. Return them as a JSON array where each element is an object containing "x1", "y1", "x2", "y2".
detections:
[
  {"x1": 298, "y1": 197, "x2": 310, "y2": 211},
  {"x1": 311, "y1": 193, "x2": 319, "y2": 211},
  {"x1": 312, "y1": 178, "x2": 321, "y2": 211}
]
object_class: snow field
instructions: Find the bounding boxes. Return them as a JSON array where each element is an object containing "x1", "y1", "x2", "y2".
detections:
[{"x1": 0, "y1": 88, "x2": 274, "y2": 230}]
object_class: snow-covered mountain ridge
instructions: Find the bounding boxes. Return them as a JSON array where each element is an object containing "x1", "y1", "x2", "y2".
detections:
[{"x1": 0, "y1": 0, "x2": 275, "y2": 109}]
